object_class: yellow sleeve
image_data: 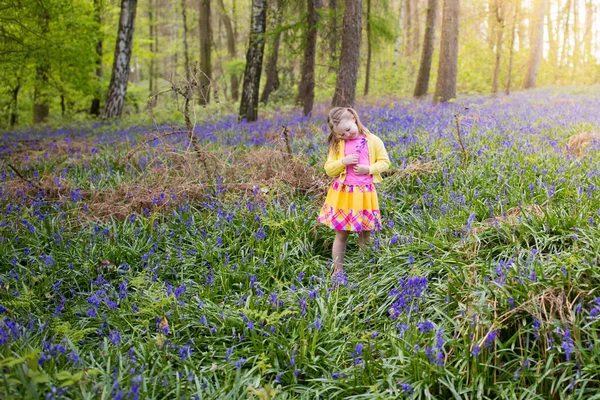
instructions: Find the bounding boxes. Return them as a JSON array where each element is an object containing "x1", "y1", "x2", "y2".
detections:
[
  {"x1": 324, "y1": 147, "x2": 345, "y2": 177},
  {"x1": 369, "y1": 136, "x2": 391, "y2": 175}
]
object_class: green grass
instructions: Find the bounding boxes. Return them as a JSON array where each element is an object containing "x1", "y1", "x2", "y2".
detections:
[{"x1": 3, "y1": 90, "x2": 600, "y2": 399}]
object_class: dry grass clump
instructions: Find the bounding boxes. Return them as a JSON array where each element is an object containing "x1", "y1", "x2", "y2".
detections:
[
  {"x1": 385, "y1": 159, "x2": 438, "y2": 180},
  {"x1": 2, "y1": 130, "x2": 330, "y2": 221},
  {"x1": 2, "y1": 138, "x2": 95, "y2": 165},
  {"x1": 471, "y1": 203, "x2": 545, "y2": 236},
  {"x1": 566, "y1": 132, "x2": 600, "y2": 157}
]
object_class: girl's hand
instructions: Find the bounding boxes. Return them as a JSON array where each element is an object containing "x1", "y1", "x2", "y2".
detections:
[
  {"x1": 342, "y1": 154, "x2": 359, "y2": 166},
  {"x1": 353, "y1": 164, "x2": 370, "y2": 175}
]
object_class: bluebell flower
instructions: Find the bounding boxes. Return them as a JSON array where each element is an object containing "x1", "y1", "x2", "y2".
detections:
[
  {"x1": 436, "y1": 329, "x2": 444, "y2": 349},
  {"x1": 400, "y1": 383, "x2": 413, "y2": 395},
  {"x1": 179, "y1": 345, "x2": 193, "y2": 361},
  {"x1": 236, "y1": 357, "x2": 246, "y2": 369},
  {"x1": 484, "y1": 330, "x2": 498, "y2": 349},
  {"x1": 226, "y1": 346, "x2": 234, "y2": 362},
  {"x1": 314, "y1": 316, "x2": 322, "y2": 330},
  {"x1": 418, "y1": 321, "x2": 434, "y2": 333},
  {"x1": 562, "y1": 328, "x2": 574, "y2": 361},
  {"x1": 109, "y1": 329, "x2": 121, "y2": 346}
]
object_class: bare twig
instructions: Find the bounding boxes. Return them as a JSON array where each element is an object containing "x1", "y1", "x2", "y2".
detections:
[
  {"x1": 281, "y1": 125, "x2": 293, "y2": 159},
  {"x1": 453, "y1": 107, "x2": 471, "y2": 166},
  {"x1": 7, "y1": 163, "x2": 41, "y2": 190}
]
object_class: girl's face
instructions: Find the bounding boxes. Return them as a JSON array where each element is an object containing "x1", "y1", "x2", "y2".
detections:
[{"x1": 333, "y1": 110, "x2": 359, "y2": 140}]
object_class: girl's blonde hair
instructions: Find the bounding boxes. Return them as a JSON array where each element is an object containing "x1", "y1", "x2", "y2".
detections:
[{"x1": 326, "y1": 107, "x2": 369, "y2": 155}]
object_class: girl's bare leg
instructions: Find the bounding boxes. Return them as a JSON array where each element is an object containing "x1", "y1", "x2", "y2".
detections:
[
  {"x1": 332, "y1": 230, "x2": 350, "y2": 274},
  {"x1": 358, "y1": 231, "x2": 372, "y2": 250}
]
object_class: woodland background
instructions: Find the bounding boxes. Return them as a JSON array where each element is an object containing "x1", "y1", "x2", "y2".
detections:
[{"x1": 1, "y1": 0, "x2": 599, "y2": 129}]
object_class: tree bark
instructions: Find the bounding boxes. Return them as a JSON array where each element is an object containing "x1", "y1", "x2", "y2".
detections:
[
  {"x1": 584, "y1": 0, "x2": 592, "y2": 60},
  {"x1": 181, "y1": 0, "x2": 191, "y2": 81},
  {"x1": 491, "y1": 0, "x2": 504, "y2": 94},
  {"x1": 239, "y1": 0, "x2": 267, "y2": 122},
  {"x1": 559, "y1": 0, "x2": 570, "y2": 70},
  {"x1": 583, "y1": 0, "x2": 593, "y2": 67},
  {"x1": 547, "y1": 0, "x2": 558, "y2": 71},
  {"x1": 413, "y1": 0, "x2": 438, "y2": 97},
  {"x1": 148, "y1": 0, "x2": 155, "y2": 95},
  {"x1": 33, "y1": 7, "x2": 50, "y2": 124},
  {"x1": 332, "y1": 0, "x2": 362, "y2": 107},
  {"x1": 102, "y1": 0, "x2": 138, "y2": 118},
  {"x1": 298, "y1": 0, "x2": 320, "y2": 115},
  {"x1": 217, "y1": 0, "x2": 240, "y2": 101},
  {"x1": 404, "y1": 0, "x2": 413, "y2": 55},
  {"x1": 504, "y1": 0, "x2": 518, "y2": 94},
  {"x1": 410, "y1": 0, "x2": 420, "y2": 54},
  {"x1": 261, "y1": 0, "x2": 284, "y2": 105},
  {"x1": 487, "y1": 0, "x2": 495, "y2": 50},
  {"x1": 199, "y1": 0, "x2": 212, "y2": 104},
  {"x1": 523, "y1": 0, "x2": 546, "y2": 89},
  {"x1": 433, "y1": 0, "x2": 459, "y2": 103},
  {"x1": 329, "y1": 0, "x2": 339, "y2": 72},
  {"x1": 394, "y1": 0, "x2": 404, "y2": 64},
  {"x1": 10, "y1": 83, "x2": 20, "y2": 127},
  {"x1": 364, "y1": 0, "x2": 372, "y2": 96},
  {"x1": 572, "y1": 0, "x2": 580, "y2": 78},
  {"x1": 90, "y1": 0, "x2": 103, "y2": 116}
]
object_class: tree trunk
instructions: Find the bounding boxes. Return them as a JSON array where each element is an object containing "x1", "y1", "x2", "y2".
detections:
[
  {"x1": 239, "y1": 0, "x2": 267, "y2": 122},
  {"x1": 433, "y1": 0, "x2": 459, "y2": 103},
  {"x1": 413, "y1": 0, "x2": 438, "y2": 97},
  {"x1": 487, "y1": 0, "x2": 495, "y2": 50},
  {"x1": 298, "y1": 0, "x2": 320, "y2": 115},
  {"x1": 559, "y1": 0, "x2": 570, "y2": 70},
  {"x1": 504, "y1": 0, "x2": 518, "y2": 94},
  {"x1": 516, "y1": 4, "x2": 525, "y2": 52},
  {"x1": 199, "y1": 0, "x2": 212, "y2": 104},
  {"x1": 410, "y1": 0, "x2": 420, "y2": 54},
  {"x1": 261, "y1": 0, "x2": 284, "y2": 105},
  {"x1": 102, "y1": 0, "x2": 138, "y2": 118},
  {"x1": 572, "y1": 0, "x2": 580, "y2": 78},
  {"x1": 404, "y1": 0, "x2": 413, "y2": 55},
  {"x1": 491, "y1": 0, "x2": 504, "y2": 94},
  {"x1": 583, "y1": 0, "x2": 593, "y2": 69},
  {"x1": 364, "y1": 0, "x2": 372, "y2": 96},
  {"x1": 10, "y1": 84, "x2": 20, "y2": 127},
  {"x1": 547, "y1": 0, "x2": 558, "y2": 71},
  {"x1": 148, "y1": 0, "x2": 154, "y2": 95},
  {"x1": 332, "y1": 0, "x2": 362, "y2": 107},
  {"x1": 329, "y1": 0, "x2": 339, "y2": 72},
  {"x1": 181, "y1": 0, "x2": 191, "y2": 81},
  {"x1": 90, "y1": 0, "x2": 103, "y2": 116},
  {"x1": 33, "y1": 7, "x2": 50, "y2": 124},
  {"x1": 217, "y1": 0, "x2": 240, "y2": 101},
  {"x1": 523, "y1": 0, "x2": 546, "y2": 89},
  {"x1": 394, "y1": 0, "x2": 404, "y2": 64}
]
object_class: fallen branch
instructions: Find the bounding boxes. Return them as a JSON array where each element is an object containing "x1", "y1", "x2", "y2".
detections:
[{"x1": 7, "y1": 163, "x2": 41, "y2": 190}]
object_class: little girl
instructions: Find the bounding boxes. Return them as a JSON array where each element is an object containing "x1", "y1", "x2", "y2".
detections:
[{"x1": 318, "y1": 107, "x2": 391, "y2": 277}]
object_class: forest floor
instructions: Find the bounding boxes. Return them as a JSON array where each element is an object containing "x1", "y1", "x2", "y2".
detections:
[{"x1": 1, "y1": 87, "x2": 600, "y2": 399}]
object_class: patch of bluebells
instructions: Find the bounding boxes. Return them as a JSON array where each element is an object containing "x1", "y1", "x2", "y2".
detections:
[
  {"x1": 418, "y1": 321, "x2": 434, "y2": 333},
  {"x1": 351, "y1": 343, "x2": 364, "y2": 365},
  {"x1": 389, "y1": 276, "x2": 428, "y2": 319},
  {"x1": 560, "y1": 327, "x2": 575, "y2": 361}
]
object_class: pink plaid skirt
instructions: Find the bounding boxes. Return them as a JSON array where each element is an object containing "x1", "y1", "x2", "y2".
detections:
[{"x1": 318, "y1": 181, "x2": 382, "y2": 232}]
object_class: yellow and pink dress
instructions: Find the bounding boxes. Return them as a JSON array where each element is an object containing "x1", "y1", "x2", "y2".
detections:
[{"x1": 318, "y1": 136, "x2": 382, "y2": 232}]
